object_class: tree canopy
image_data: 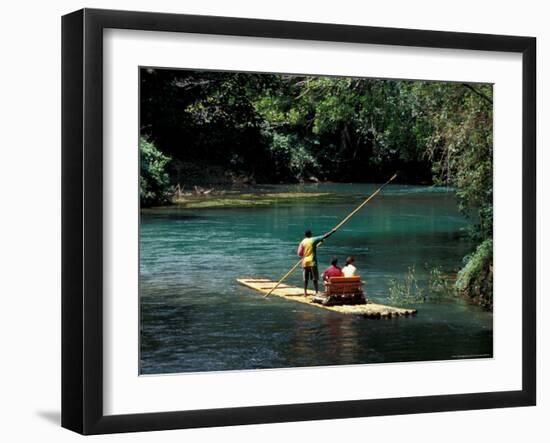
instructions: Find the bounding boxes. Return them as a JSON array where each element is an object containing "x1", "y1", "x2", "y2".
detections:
[{"x1": 140, "y1": 69, "x2": 492, "y2": 236}]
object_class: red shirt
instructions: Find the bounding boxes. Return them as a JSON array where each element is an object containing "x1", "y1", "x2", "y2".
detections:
[{"x1": 322, "y1": 265, "x2": 343, "y2": 281}]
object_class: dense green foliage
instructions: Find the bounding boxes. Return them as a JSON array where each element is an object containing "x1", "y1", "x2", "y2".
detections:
[
  {"x1": 140, "y1": 70, "x2": 435, "y2": 184},
  {"x1": 141, "y1": 69, "x2": 275, "y2": 184},
  {"x1": 456, "y1": 239, "x2": 493, "y2": 309},
  {"x1": 140, "y1": 137, "x2": 172, "y2": 207},
  {"x1": 140, "y1": 68, "x2": 493, "y2": 307},
  {"x1": 411, "y1": 82, "x2": 493, "y2": 242},
  {"x1": 408, "y1": 82, "x2": 493, "y2": 305}
]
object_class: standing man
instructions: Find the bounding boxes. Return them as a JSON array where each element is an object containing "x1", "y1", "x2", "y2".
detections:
[{"x1": 297, "y1": 229, "x2": 336, "y2": 296}]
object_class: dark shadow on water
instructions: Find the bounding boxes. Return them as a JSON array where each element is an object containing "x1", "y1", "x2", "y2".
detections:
[{"x1": 36, "y1": 410, "x2": 60, "y2": 426}]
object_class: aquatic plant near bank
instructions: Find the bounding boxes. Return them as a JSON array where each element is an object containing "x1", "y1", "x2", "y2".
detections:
[
  {"x1": 387, "y1": 265, "x2": 425, "y2": 305},
  {"x1": 387, "y1": 265, "x2": 456, "y2": 306}
]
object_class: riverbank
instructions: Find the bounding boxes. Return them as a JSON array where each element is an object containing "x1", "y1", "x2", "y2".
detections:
[
  {"x1": 142, "y1": 182, "x2": 453, "y2": 210},
  {"x1": 170, "y1": 189, "x2": 333, "y2": 209}
]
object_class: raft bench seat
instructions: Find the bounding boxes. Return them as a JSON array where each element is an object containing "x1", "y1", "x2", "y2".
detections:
[
  {"x1": 313, "y1": 276, "x2": 367, "y2": 306},
  {"x1": 325, "y1": 276, "x2": 362, "y2": 294}
]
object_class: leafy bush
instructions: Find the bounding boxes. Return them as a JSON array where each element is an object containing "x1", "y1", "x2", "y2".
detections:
[
  {"x1": 140, "y1": 137, "x2": 172, "y2": 207},
  {"x1": 267, "y1": 131, "x2": 319, "y2": 181},
  {"x1": 455, "y1": 239, "x2": 493, "y2": 308}
]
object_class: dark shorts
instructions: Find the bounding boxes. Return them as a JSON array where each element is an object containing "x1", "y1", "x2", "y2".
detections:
[{"x1": 303, "y1": 266, "x2": 319, "y2": 282}]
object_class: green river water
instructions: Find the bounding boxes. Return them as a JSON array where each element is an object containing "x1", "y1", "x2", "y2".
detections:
[{"x1": 140, "y1": 183, "x2": 493, "y2": 374}]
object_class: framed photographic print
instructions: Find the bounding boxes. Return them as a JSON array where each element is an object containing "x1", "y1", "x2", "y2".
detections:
[{"x1": 61, "y1": 8, "x2": 536, "y2": 435}]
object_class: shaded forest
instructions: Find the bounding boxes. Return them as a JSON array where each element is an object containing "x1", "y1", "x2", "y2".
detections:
[{"x1": 139, "y1": 68, "x2": 493, "y2": 308}]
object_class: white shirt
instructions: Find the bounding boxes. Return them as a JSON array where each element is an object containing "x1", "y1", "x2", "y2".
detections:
[{"x1": 342, "y1": 264, "x2": 358, "y2": 277}]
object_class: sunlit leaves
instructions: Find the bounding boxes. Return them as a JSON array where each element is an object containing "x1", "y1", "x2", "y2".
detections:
[{"x1": 140, "y1": 137, "x2": 172, "y2": 207}]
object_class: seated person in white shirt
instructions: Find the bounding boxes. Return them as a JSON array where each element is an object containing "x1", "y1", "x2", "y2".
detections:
[{"x1": 342, "y1": 256, "x2": 359, "y2": 277}]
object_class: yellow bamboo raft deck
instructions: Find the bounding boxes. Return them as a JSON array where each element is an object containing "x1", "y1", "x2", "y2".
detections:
[{"x1": 237, "y1": 278, "x2": 417, "y2": 318}]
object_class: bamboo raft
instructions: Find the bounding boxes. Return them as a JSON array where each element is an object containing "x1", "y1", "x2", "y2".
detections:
[{"x1": 237, "y1": 278, "x2": 417, "y2": 318}]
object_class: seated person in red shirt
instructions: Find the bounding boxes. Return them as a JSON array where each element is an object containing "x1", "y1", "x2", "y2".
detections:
[{"x1": 322, "y1": 257, "x2": 343, "y2": 285}]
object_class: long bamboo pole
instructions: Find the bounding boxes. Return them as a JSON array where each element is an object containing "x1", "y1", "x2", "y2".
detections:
[{"x1": 264, "y1": 173, "x2": 397, "y2": 297}]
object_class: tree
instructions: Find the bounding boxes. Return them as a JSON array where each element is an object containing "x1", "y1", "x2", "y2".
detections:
[
  {"x1": 409, "y1": 81, "x2": 493, "y2": 306},
  {"x1": 140, "y1": 137, "x2": 172, "y2": 207},
  {"x1": 140, "y1": 69, "x2": 277, "y2": 183}
]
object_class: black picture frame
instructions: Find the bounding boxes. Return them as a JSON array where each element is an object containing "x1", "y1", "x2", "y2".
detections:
[{"x1": 61, "y1": 8, "x2": 536, "y2": 435}]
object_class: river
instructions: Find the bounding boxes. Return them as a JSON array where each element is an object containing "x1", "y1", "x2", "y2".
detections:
[{"x1": 140, "y1": 183, "x2": 493, "y2": 374}]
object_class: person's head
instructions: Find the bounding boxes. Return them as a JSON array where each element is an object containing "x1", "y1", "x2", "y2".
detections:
[
  {"x1": 346, "y1": 256, "x2": 355, "y2": 265},
  {"x1": 330, "y1": 257, "x2": 338, "y2": 266},
  {"x1": 304, "y1": 229, "x2": 312, "y2": 238}
]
